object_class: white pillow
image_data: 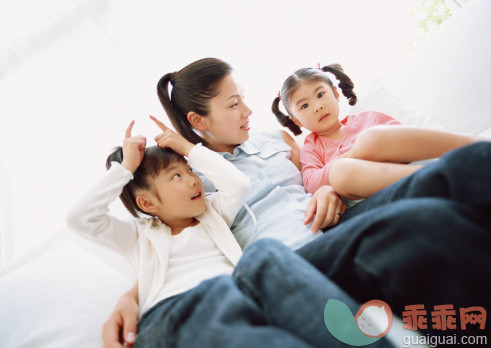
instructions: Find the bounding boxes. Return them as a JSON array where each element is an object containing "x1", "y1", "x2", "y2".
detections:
[{"x1": 0, "y1": 239, "x2": 133, "y2": 348}]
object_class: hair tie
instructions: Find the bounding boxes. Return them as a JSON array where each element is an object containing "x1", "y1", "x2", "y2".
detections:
[
  {"x1": 317, "y1": 62, "x2": 322, "y2": 70},
  {"x1": 277, "y1": 91, "x2": 281, "y2": 101},
  {"x1": 170, "y1": 72, "x2": 177, "y2": 85}
]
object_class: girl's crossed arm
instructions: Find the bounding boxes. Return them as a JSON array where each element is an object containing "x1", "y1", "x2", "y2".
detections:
[{"x1": 329, "y1": 125, "x2": 478, "y2": 199}]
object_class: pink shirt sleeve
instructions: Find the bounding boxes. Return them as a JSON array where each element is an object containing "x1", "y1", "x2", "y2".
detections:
[
  {"x1": 300, "y1": 137, "x2": 337, "y2": 194},
  {"x1": 300, "y1": 111, "x2": 402, "y2": 194}
]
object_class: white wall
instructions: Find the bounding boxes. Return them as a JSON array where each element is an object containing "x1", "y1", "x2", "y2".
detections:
[{"x1": 1, "y1": 0, "x2": 474, "y2": 262}]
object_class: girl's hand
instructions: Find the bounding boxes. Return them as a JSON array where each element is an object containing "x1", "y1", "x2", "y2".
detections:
[
  {"x1": 304, "y1": 185, "x2": 347, "y2": 234},
  {"x1": 150, "y1": 115, "x2": 194, "y2": 156},
  {"x1": 121, "y1": 120, "x2": 146, "y2": 173}
]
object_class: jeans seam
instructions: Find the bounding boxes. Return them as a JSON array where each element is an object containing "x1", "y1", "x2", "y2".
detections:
[{"x1": 234, "y1": 272, "x2": 262, "y2": 305}]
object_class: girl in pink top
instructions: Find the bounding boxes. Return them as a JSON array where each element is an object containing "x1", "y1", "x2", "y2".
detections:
[{"x1": 272, "y1": 64, "x2": 476, "y2": 202}]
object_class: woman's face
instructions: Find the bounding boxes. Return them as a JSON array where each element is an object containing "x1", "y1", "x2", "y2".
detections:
[{"x1": 202, "y1": 74, "x2": 252, "y2": 153}]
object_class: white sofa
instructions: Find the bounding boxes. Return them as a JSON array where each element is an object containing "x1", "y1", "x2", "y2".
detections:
[{"x1": 0, "y1": 0, "x2": 489, "y2": 346}]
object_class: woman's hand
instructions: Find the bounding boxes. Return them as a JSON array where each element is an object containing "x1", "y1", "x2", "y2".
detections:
[
  {"x1": 304, "y1": 185, "x2": 347, "y2": 234},
  {"x1": 121, "y1": 120, "x2": 146, "y2": 173},
  {"x1": 102, "y1": 282, "x2": 140, "y2": 348},
  {"x1": 150, "y1": 115, "x2": 194, "y2": 156}
]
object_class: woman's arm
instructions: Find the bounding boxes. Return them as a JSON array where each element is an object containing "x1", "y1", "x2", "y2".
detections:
[
  {"x1": 279, "y1": 131, "x2": 347, "y2": 233},
  {"x1": 102, "y1": 280, "x2": 140, "y2": 348},
  {"x1": 280, "y1": 130, "x2": 302, "y2": 171}
]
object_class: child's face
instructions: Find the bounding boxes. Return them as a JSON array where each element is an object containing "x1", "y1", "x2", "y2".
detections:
[
  {"x1": 149, "y1": 161, "x2": 206, "y2": 224},
  {"x1": 201, "y1": 74, "x2": 253, "y2": 152},
  {"x1": 288, "y1": 80, "x2": 341, "y2": 136}
]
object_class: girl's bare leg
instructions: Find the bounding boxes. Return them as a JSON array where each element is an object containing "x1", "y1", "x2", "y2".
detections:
[
  {"x1": 353, "y1": 126, "x2": 477, "y2": 163},
  {"x1": 329, "y1": 158, "x2": 423, "y2": 200}
]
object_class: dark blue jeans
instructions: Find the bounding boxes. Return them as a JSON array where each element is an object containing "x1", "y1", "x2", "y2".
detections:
[
  {"x1": 135, "y1": 239, "x2": 393, "y2": 348},
  {"x1": 296, "y1": 142, "x2": 491, "y2": 317}
]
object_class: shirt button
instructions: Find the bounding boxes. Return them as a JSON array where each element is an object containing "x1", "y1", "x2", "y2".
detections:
[
  {"x1": 258, "y1": 175, "x2": 263, "y2": 180},
  {"x1": 283, "y1": 196, "x2": 289, "y2": 202},
  {"x1": 240, "y1": 160, "x2": 245, "y2": 164}
]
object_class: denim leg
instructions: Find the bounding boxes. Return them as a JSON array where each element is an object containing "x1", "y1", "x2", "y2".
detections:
[
  {"x1": 342, "y1": 141, "x2": 491, "y2": 221},
  {"x1": 297, "y1": 198, "x2": 491, "y2": 317},
  {"x1": 233, "y1": 239, "x2": 394, "y2": 348},
  {"x1": 135, "y1": 275, "x2": 313, "y2": 348}
]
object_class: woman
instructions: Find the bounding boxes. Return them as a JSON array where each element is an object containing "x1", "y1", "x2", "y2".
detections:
[{"x1": 105, "y1": 58, "x2": 491, "y2": 347}]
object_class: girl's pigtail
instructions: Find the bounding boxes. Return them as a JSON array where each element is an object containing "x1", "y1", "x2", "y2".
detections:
[
  {"x1": 157, "y1": 73, "x2": 206, "y2": 146},
  {"x1": 105, "y1": 146, "x2": 124, "y2": 169},
  {"x1": 105, "y1": 146, "x2": 139, "y2": 218},
  {"x1": 272, "y1": 96, "x2": 302, "y2": 135},
  {"x1": 322, "y1": 64, "x2": 357, "y2": 106}
]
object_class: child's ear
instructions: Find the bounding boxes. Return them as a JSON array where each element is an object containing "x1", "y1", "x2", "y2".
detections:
[
  {"x1": 333, "y1": 87, "x2": 340, "y2": 100},
  {"x1": 136, "y1": 194, "x2": 157, "y2": 214},
  {"x1": 291, "y1": 117, "x2": 303, "y2": 128},
  {"x1": 187, "y1": 111, "x2": 209, "y2": 131}
]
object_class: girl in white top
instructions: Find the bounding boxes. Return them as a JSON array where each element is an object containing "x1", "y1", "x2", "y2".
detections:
[{"x1": 66, "y1": 117, "x2": 250, "y2": 316}]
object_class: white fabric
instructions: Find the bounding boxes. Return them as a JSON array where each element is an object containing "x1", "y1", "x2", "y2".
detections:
[
  {"x1": 152, "y1": 223, "x2": 234, "y2": 307},
  {"x1": 0, "y1": 238, "x2": 133, "y2": 348},
  {"x1": 65, "y1": 143, "x2": 250, "y2": 315}
]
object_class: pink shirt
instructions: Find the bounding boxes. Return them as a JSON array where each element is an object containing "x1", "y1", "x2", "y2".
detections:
[{"x1": 300, "y1": 110, "x2": 402, "y2": 193}]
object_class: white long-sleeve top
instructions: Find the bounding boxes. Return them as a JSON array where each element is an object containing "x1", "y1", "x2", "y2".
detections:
[{"x1": 66, "y1": 144, "x2": 251, "y2": 315}]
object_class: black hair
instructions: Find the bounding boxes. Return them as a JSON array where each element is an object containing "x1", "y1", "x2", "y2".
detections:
[
  {"x1": 156, "y1": 58, "x2": 233, "y2": 147},
  {"x1": 105, "y1": 146, "x2": 186, "y2": 217},
  {"x1": 272, "y1": 63, "x2": 357, "y2": 135}
]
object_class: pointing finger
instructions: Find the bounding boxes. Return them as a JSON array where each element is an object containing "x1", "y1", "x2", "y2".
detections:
[
  {"x1": 149, "y1": 115, "x2": 169, "y2": 132},
  {"x1": 125, "y1": 120, "x2": 135, "y2": 139}
]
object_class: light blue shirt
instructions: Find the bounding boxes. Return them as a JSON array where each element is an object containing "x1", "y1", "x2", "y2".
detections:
[{"x1": 202, "y1": 131, "x2": 321, "y2": 250}]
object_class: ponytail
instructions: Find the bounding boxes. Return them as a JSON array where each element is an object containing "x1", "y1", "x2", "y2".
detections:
[
  {"x1": 105, "y1": 146, "x2": 141, "y2": 217},
  {"x1": 157, "y1": 72, "x2": 206, "y2": 146},
  {"x1": 271, "y1": 96, "x2": 302, "y2": 135},
  {"x1": 156, "y1": 58, "x2": 233, "y2": 149},
  {"x1": 321, "y1": 64, "x2": 357, "y2": 106}
]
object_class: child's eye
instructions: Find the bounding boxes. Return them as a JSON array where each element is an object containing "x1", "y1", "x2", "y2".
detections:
[
  {"x1": 188, "y1": 167, "x2": 193, "y2": 173},
  {"x1": 301, "y1": 103, "x2": 308, "y2": 110},
  {"x1": 172, "y1": 173, "x2": 181, "y2": 180},
  {"x1": 317, "y1": 92, "x2": 325, "y2": 98},
  {"x1": 230, "y1": 103, "x2": 238, "y2": 108}
]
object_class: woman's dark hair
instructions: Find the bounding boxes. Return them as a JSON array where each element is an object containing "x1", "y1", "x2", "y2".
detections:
[
  {"x1": 272, "y1": 63, "x2": 357, "y2": 135},
  {"x1": 157, "y1": 58, "x2": 233, "y2": 147},
  {"x1": 105, "y1": 146, "x2": 186, "y2": 218}
]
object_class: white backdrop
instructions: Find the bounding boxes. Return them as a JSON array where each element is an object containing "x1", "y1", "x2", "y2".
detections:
[{"x1": 0, "y1": 0, "x2": 462, "y2": 262}]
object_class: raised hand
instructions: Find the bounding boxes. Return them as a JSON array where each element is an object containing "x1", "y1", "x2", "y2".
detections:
[
  {"x1": 150, "y1": 115, "x2": 194, "y2": 156},
  {"x1": 121, "y1": 120, "x2": 146, "y2": 173}
]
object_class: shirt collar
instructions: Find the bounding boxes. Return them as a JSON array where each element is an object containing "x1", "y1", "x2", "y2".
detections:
[{"x1": 220, "y1": 139, "x2": 260, "y2": 158}]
